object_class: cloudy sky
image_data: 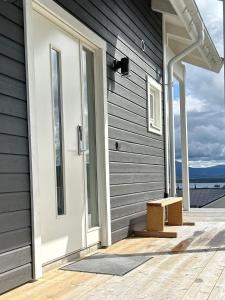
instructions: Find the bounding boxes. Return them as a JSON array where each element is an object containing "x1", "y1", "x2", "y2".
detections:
[{"x1": 175, "y1": 0, "x2": 225, "y2": 168}]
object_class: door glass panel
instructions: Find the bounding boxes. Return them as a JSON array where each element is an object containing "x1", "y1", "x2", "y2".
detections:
[
  {"x1": 51, "y1": 48, "x2": 65, "y2": 216},
  {"x1": 82, "y1": 47, "x2": 99, "y2": 228}
]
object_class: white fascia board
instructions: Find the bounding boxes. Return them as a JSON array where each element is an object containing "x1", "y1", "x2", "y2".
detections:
[
  {"x1": 153, "y1": 0, "x2": 223, "y2": 73},
  {"x1": 152, "y1": 0, "x2": 176, "y2": 16}
]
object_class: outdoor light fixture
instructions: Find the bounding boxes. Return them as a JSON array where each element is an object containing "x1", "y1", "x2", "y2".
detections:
[{"x1": 112, "y1": 57, "x2": 130, "y2": 77}]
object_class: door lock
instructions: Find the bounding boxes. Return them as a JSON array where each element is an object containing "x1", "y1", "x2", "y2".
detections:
[{"x1": 78, "y1": 125, "x2": 89, "y2": 155}]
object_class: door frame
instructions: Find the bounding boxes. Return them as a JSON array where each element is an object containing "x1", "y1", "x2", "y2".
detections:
[{"x1": 23, "y1": 0, "x2": 111, "y2": 279}]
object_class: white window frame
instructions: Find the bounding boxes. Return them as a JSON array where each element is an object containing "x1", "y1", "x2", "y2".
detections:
[
  {"x1": 23, "y1": 0, "x2": 111, "y2": 279},
  {"x1": 147, "y1": 75, "x2": 162, "y2": 135}
]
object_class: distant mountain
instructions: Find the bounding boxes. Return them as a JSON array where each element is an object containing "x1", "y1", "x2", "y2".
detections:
[{"x1": 176, "y1": 161, "x2": 225, "y2": 180}]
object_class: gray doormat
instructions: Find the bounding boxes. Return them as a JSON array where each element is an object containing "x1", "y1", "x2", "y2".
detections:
[{"x1": 61, "y1": 253, "x2": 152, "y2": 276}]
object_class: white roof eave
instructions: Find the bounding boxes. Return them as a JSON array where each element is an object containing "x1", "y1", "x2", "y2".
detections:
[{"x1": 152, "y1": 0, "x2": 224, "y2": 73}]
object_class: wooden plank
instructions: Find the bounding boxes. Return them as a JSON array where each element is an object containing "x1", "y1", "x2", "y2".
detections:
[
  {"x1": 0, "y1": 192, "x2": 30, "y2": 213},
  {"x1": 109, "y1": 162, "x2": 165, "y2": 174},
  {"x1": 107, "y1": 67, "x2": 146, "y2": 100},
  {"x1": 147, "y1": 205, "x2": 164, "y2": 231},
  {"x1": 108, "y1": 102, "x2": 146, "y2": 127},
  {"x1": 0, "y1": 154, "x2": 29, "y2": 174},
  {"x1": 148, "y1": 197, "x2": 182, "y2": 207},
  {"x1": 0, "y1": 264, "x2": 32, "y2": 295},
  {"x1": 111, "y1": 201, "x2": 146, "y2": 220},
  {"x1": 110, "y1": 182, "x2": 164, "y2": 197},
  {"x1": 4, "y1": 214, "x2": 225, "y2": 299},
  {"x1": 0, "y1": 15, "x2": 24, "y2": 45},
  {"x1": 109, "y1": 115, "x2": 164, "y2": 142},
  {"x1": 0, "y1": 35, "x2": 25, "y2": 63},
  {"x1": 111, "y1": 190, "x2": 165, "y2": 208},
  {"x1": 0, "y1": 2, "x2": 24, "y2": 26},
  {"x1": 108, "y1": 139, "x2": 165, "y2": 157},
  {"x1": 0, "y1": 74, "x2": 26, "y2": 101},
  {"x1": 107, "y1": 81, "x2": 146, "y2": 108},
  {"x1": 109, "y1": 127, "x2": 164, "y2": 149},
  {"x1": 0, "y1": 174, "x2": 30, "y2": 193},
  {"x1": 13, "y1": 1, "x2": 23, "y2": 9},
  {"x1": 0, "y1": 228, "x2": 31, "y2": 254},
  {"x1": 0, "y1": 94, "x2": 27, "y2": 119},
  {"x1": 0, "y1": 246, "x2": 31, "y2": 274},
  {"x1": 0, "y1": 134, "x2": 28, "y2": 155},
  {"x1": 0, "y1": 114, "x2": 28, "y2": 137},
  {"x1": 0, "y1": 54, "x2": 26, "y2": 83},
  {"x1": 107, "y1": 91, "x2": 146, "y2": 117},
  {"x1": 109, "y1": 150, "x2": 164, "y2": 165},
  {"x1": 126, "y1": 0, "x2": 163, "y2": 39},
  {"x1": 89, "y1": 0, "x2": 163, "y2": 66},
  {"x1": 168, "y1": 201, "x2": 183, "y2": 226},
  {"x1": 112, "y1": 227, "x2": 131, "y2": 243},
  {"x1": 106, "y1": 0, "x2": 163, "y2": 53},
  {"x1": 130, "y1": 0, "x2": 162, "y2": 34},
  {"x1": 0, "y1": 210, "x2": 31, "y2": 234},
  {"x1": 111, "y1": 210, "x2": 146, "y2": 232},
  {"x1": 110, "y1": 173, "x2": 164, "y2": 185}
]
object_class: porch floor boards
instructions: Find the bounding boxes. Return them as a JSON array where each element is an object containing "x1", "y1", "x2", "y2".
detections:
[{"x1": 2, "y1": 209, "x2": 225, "y2": 300}]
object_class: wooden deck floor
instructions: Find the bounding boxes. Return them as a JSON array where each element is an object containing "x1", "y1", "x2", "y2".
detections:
[{"x1": 2, "y1": 209, "x2": 225, "y2": 300}]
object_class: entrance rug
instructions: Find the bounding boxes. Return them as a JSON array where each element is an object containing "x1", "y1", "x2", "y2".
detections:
[{"x1": 61, "y1": 253, "x2": 152, "y2": 276}]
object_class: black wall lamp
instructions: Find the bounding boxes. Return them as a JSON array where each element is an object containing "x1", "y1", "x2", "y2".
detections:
[{"x1": 112, "y1": 57, "x2": 130, "y2": 77}]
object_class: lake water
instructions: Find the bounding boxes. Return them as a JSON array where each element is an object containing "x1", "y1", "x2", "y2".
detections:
[{"x1": 177, "y1": 182, "x2": 225, "y2": 189}]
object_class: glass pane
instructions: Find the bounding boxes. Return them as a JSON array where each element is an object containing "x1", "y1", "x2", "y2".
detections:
[
  {"x1": 82, "y1": 47, "x2": 99, "y2": 228},
  {"x1": 154, "y1": 92, "x2": 160, "y2": 128},
  {"x1": 150, "y1": 92, "x2": 154, "y2": 121},
  {"x1": 51, "y1": 48, "x2": 65, "y2": 216}
]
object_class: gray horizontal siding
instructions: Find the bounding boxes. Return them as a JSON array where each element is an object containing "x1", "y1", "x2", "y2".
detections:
[
  {"x1": 54, "y1": 0, "x2": 165, "y2": 243},
  {"x1": 0, "y1": 246, "x2": 31, "y2": 274},
  {"x1": 0, "y1": 264, "x2": 32, "y2": 295},
  {"x1": 0, "y1": 0, "x2": 32, "y2": 294}
]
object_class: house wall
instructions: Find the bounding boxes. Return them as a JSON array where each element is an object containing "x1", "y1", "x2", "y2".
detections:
[
  {"x1": 53, "y1": 0, "x2": 165, "y2": 242},
  {"x1": 0, "y1": 0, "x2": 165, "y2": 293},
  {"x1": 0, "y1": 0, "x2": 33, "y2": 294}
]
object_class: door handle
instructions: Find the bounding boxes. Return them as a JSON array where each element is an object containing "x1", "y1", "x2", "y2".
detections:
[{"x1": 77, "y1": 125, "x2": 87, "y2": 155}]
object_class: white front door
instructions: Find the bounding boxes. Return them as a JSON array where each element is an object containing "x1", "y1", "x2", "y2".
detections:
[{"x1": 33, "y1": 10, "x2": 100, "y2": 264}]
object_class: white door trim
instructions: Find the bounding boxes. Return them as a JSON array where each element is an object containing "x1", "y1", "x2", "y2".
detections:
[{"x1": 23, "y1": 0, "x2": 111, "y2": 280}]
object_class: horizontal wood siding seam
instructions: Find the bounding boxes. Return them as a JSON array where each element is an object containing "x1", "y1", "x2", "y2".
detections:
[
  {"x1": 0, "y1": 246, "x2": 31, "y2": 274},
  {"x1": 109, "y1": 139, "x2": 165, "y2": 157},
  {"x1": 0, "y1": 192, "x2": 30, "y2": 214},
  {"x1": 111, "y1": 210, "x2": 147, "y2": 232},
  {"x1": 110, "y1": 182, "x2": 165, "y2": 197},
  {"x1": 0, "y1": 263, "x2": 32, "y2": 295},
  {"x1": 0, "y1": 34, "x2": 25, "y2": 64},
  {"x1": 0, "y1": 54, "x2": 26, "y2": 83},
  {"x1": 0, "y1": 0, "x2": 32, "y2": 292},
  {"x1": 0, "y1": 3, "x2": 24, "y2": 27},
  {"x1": 110, "y1": 173, "x2": 165, "y2": 185},
  {"x1": 0, "y1": 15, "x2": 24, "y2": 46},
  {"x1": 111, "y1": 189, "x2": 165, "y2": 208}
]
